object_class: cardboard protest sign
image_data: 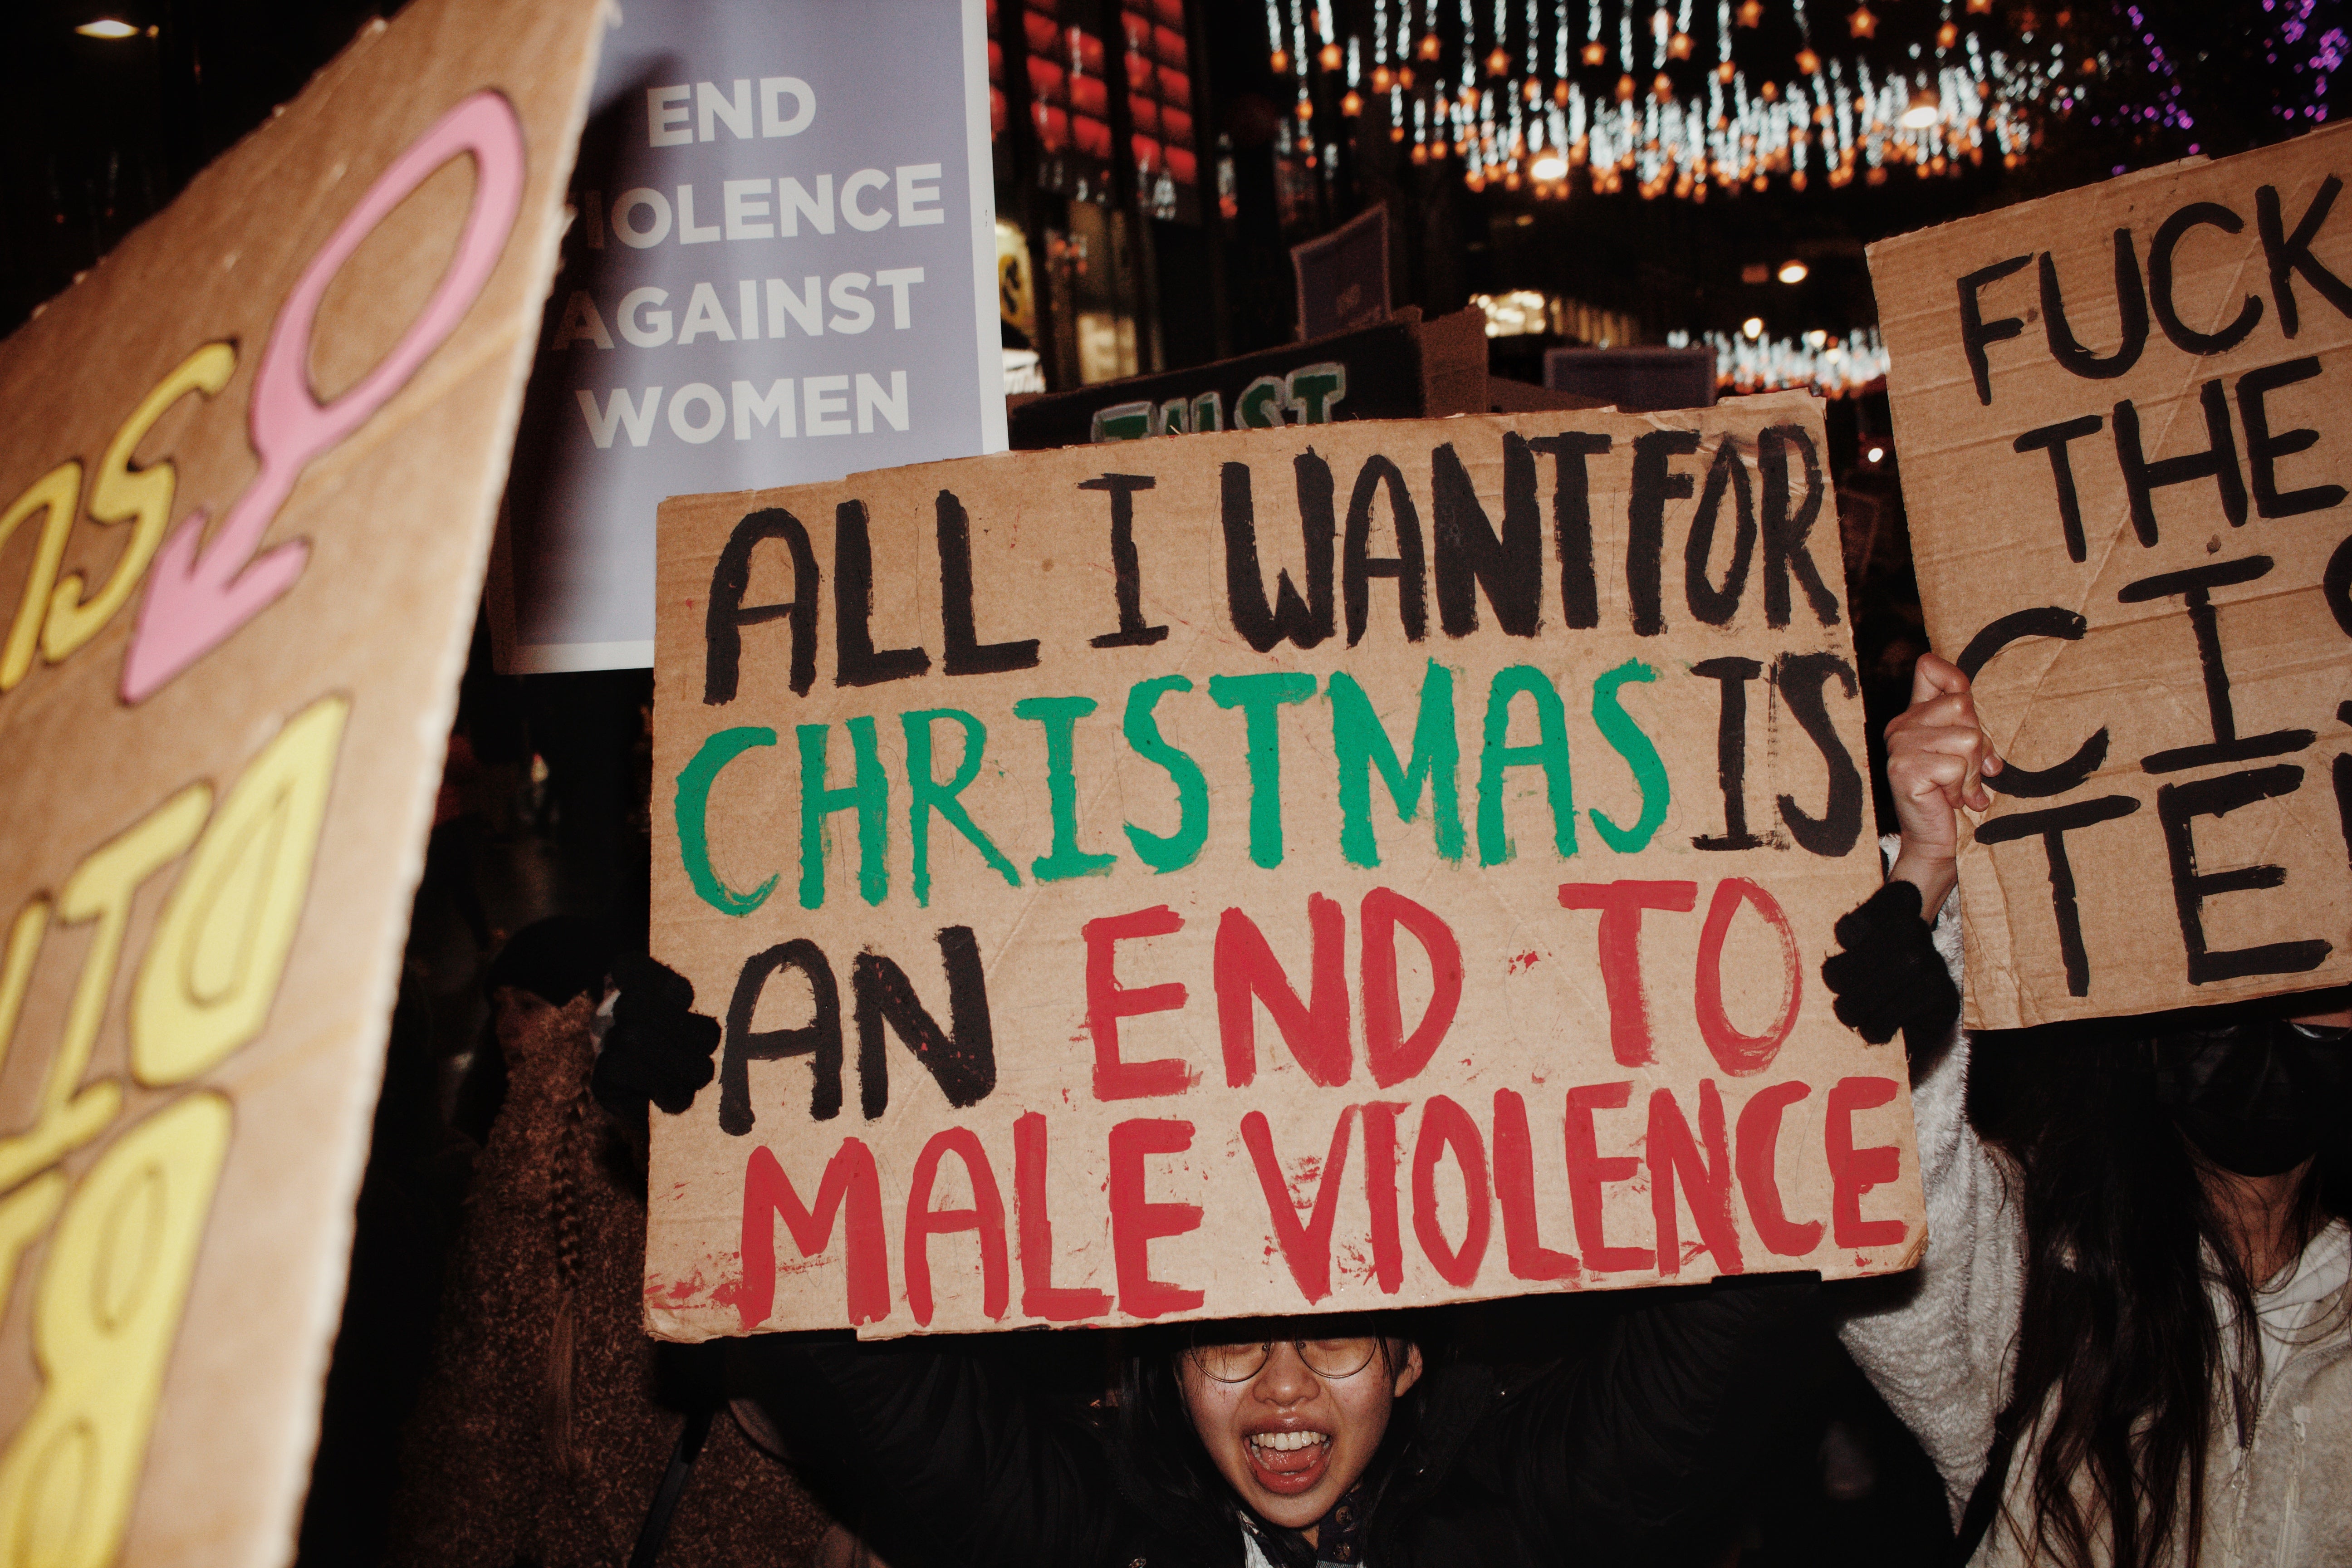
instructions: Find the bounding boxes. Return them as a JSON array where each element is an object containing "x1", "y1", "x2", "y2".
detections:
[
  {"x1": 646, "y1": 395, "x2": 1917, "y2": 1340},
  {"x1": 496, "y1": 0, "x2": 1007, "y2": 675},
  {"x1": 0, "y1": 0, "x2": 600, "y2": 1557},
  {"x1": 1872, "y1": 124, "x2": 2352, "y2": 1031}
]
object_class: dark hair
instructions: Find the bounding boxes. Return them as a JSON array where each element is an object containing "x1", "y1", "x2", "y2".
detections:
[
  {"x1": 1982, "y1": 1022, "x2": 2347, "y2": 1568},
  {"x1": 1112, "y1": 1317, "x2": 1429, "y2": 1567}
]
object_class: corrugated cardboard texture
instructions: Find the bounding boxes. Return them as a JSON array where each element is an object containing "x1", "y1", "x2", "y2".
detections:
[
  {"x1": 647, "y1": 396, "x2": 1919, "y2": 1342},
  {"x1": 1872, "y1": 125, "x2": 2352, "y2": 1031},
  {"x1": 0, "y1": 0, "x2": 602, "y2": 1561}
]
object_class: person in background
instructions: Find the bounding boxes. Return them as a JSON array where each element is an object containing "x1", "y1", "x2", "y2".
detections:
[
  {"x1": 387, "y1": 925, "x2": 833, "y2": 1567},
  {"x1": 1821, "y1": 652, "x2": 2352, "y2": 1567}
]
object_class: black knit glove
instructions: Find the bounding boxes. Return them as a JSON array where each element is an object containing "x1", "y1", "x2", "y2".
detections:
[
  {"x1": 593, "y1": 955, "x2": 720, "y2": 1119},
  {"x1": 1818, "y1": 881, "x2": 1960, "y2": 1049}
]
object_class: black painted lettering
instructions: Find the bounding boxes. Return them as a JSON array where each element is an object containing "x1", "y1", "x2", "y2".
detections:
[
  {"x1": 2236, "y1": 357, "x2": 2347, "y2": 519},
  {"x1": 851, "y1": 926, "x2": 998, "y2": 1120},
  {"x1": 1080, "y1": 474, "x2": 1171, "y2": 649},
  {"x1": 2119, "y1": 555, "x2": 2314, "y2": 773},
  {"x1": 1975, "y1": 796, "x2": 2141, "y2": 997},
  {"x1": 1957, "y1": 254, "x2": 2034, "y2": 405},
  {"x1": 936, "y1": 488, "x2": 1041, "y2": 676},
  {"x1": 722, "y1": 939, "x2": 843, "y2": 1132},
  {"x1": 1691, "y1": 656, "x2": 1767, "y2": 851},
  {"x1": 1683, "y1": 438, "x2": 1757, "y2": 627},
  {"x1": 2112, "y1": 380, "x2": 2248, "y2": 546},
  {"x1": 1341, "y1": 453, "x2": 1427, "y2": 645},
  {"x1": 1774, "y1": 650, "x2": 1863, "y2": 857},
  {"x1": 2149, "y1": 201, "x2": 2264, "y2": 355},
  {"x1": 2256, "y1": 175, "x2": 2352, "y2": 337},
  {"x1": 1956, "y1": 607, "x2": 2106, "y2": 797},
  {"x1": 1627, "y1": 429, "x2": 1701, "y2": 637},
  {"x1": 1527, "y1": 431, "x2": 1612, "y2": 629},
  {"x1": 1758, "y1": 424, "x2": 1841, "y2": 630},
  {"x1": 2157, "y1": 765, "x2": 2332, "y2": 985},
  {"x1": 2039, "y1": 230, "x2": 2149, "y2": 379},
  {"x1": 2012, "y1": 416, "x2": 2107, "y2": 564},
  {"x1": 833, "y1": 500, "x2": 932, "y2": 687},
  {"x1": 1431, "y1": 439, "x2": 1540, "y2": 637},
  {"x1": 1219, "y1": 458, "x2": 1335, "y2": 652},
  {"x1": 705, "y1": 506, "x2": 819, "y2": 705}
]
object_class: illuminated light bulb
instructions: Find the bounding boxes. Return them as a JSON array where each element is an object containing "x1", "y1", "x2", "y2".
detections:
[
  {"x1": 1777, "y1": 259, "x2": 1808, "y2": 283},
  {"x1": 1737, "y1": 0, "x2": 1763, "y2": 24},
  {"x1": 1763, "y1": 79, "x2": 1781, "y2": 99},
  {"x1": 1967, "y1": 0, "x2": 1991, "y2": 9},
  {"x1": 1796, "y1": 48, "x2": 1820, "y2": 74},
  {"x1": 1411, "y1": 142, "x2": 1429, "y2": 163},
  {"x1": 1297, "y1": 97, "x2": 1315, "y2": 119},
  {"x1": 1504, "y1": 167, "x2": 1523, "y2": 190},
  {"x1": 1554, "y1": 78, "x2": 1573, "y2": 104},
  {"x1": 1531, "y1": 152, "x2": 1568, "y2": 180},
  {"x1": 1806, "y1": 328, "x2": 1828, "y2": 348},
  {"x1": 1271, "y1": 48, "x2": 1291, "y2": 73},
  {"x1": 1668, "y1": 31, "x2": 1694, "y2": 58},
  {"x1": 1937, "y1": 21, "x2": 1959, "y2": 47},
  {"x1": 1867, "y1": 445, "x2": 1886, "y2": 463},
  {"x1": 1653, "y1": 71, "x2": 1675, "y2": 98},
  {"x1": 1319, "y1": 41, "x2": 1343, "y2": 70},
  {"x1": 1583, "y1": 40, "x2": 1607, "y2": 64},
  {"x1": 1790, "y1": 168, "x2": 1808, "y2": 190},
  {"x1": 1419, "y1": 31, "x2": 1443, "y2": 59},
  {"x1": 1900, "y1": 88, "x2": 1939, "y2": 128},
  {"x1": 1752, "y1": 173, "x2": 1769, "y2": 191},
  {"x1": 1465, "y1": 169, "x2": 1487, "y2": 190},
  {"x1": 1717, "y1": 60, "x2": 1737, "y2": 81},
  {"x1": 1396, "y1": 64, "x2": 1415, "y2": 87},
  {"x1": 1847, "y1": 4, "x2": 1877, "y2": 36},
  {"x1": 1372, "y1": 64, "x2": 1394, "y2": 91},
  {"x1": 1460, "y1": 84, "x2": 1480, "y2": 108},
  {"x1": 1391, "y1": 122, "x2": 1407, "y2": 140},
  {"x1": 1742, "y1": 316, "x2": 1764, "y2": 340},
  {"x1": 1866, "y1": 164, "x2": 1888, "y2": 183},
  {"x1": 1342, "y1": 89, "x2": 1364, "y2": 114},
  {"x1": 1524, "y1": 77, "x2": 1543, "y2": 103},
  {"x1": 75, "y1": 16, "x2": 138, "y2": 35},
  {"x1": 1616, "y1": 72, "x2": 1637, "y2": 100},
  {"x1": 1486, "y1": 45, "x2": 1512, "y2": 76}
]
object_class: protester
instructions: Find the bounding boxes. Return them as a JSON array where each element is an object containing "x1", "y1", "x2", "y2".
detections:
[
  {"x1": 1822, "y1": 652, "x2": 2352, "y2": 1568},
  {"x1": 716, "y1": 1255, "x2": 1812, "y2": 1568},
  {"x1": 386, "y1": 928, "x2": 832, "y2": 1567}
]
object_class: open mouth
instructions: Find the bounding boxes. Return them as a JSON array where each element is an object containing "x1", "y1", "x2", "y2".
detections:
[{"x1": 1245, "y1": 1429, "x2": 1333, "y2": 1494}]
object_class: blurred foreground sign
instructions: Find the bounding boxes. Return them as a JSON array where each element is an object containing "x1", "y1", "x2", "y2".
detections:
[
  {"x1": 0, "y1": 0, "x2": 600, "y2": 1558},
  {"x1": 647, "y1": 397, "x2": 1916, "y2": 1340},
  {"x1": 1873, "y1": 125, "x2": 2352, "y2": 1031}
]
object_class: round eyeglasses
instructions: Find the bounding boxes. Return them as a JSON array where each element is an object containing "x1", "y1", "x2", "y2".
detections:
[{"x1": 1186, "y1": 1334, "x2": 1384, "y2": 1383}]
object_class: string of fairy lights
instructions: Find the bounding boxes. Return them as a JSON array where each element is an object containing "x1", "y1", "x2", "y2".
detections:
[{"x1": 1262, "y1": 0, "x2": 2087, "y2": 200}]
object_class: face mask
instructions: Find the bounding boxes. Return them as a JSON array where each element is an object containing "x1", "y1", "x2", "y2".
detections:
[{"x1": 2151, "y1": 1019, "x2": 2352, "y2": 1178}]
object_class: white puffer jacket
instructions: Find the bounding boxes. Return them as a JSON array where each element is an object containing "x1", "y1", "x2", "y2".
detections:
[{"x1": 1836, "y1": 886, "x2": 2352, "y2": 1568}]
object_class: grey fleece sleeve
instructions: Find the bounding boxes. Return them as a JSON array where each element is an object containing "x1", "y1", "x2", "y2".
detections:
[{"x1": 1833, "y1": 879, "x2": 2025, "y2": 1525}]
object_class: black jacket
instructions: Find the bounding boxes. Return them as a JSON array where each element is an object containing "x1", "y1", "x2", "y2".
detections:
[{"x1": 728, "y1": 1275, "x2": 1816, "y2": 1568}]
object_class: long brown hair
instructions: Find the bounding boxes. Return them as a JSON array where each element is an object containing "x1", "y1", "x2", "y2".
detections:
[{"x1": 1985, "y1": 1029, "x2": 2341, "y2": 1568}]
